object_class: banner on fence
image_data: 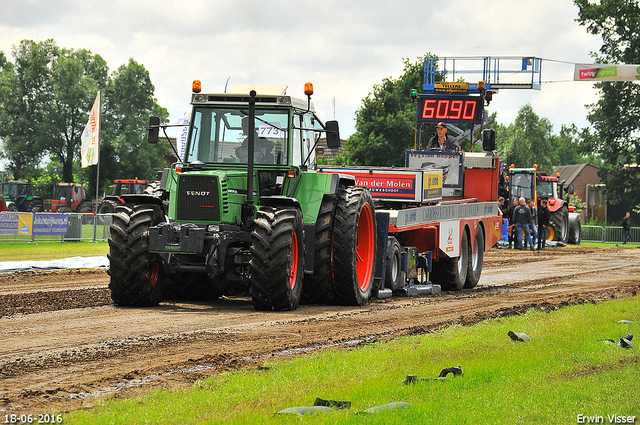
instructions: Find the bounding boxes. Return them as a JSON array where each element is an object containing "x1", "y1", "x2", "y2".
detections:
[
  {"x1": 0, "y1": 212, "x2": 69, "y2": 236},
  {"x1": 32, "y1": 214, "x2": 69, "y2": 236},
  {"x1": 0, "y1": 212, "x2": 34, "y2": 235}
]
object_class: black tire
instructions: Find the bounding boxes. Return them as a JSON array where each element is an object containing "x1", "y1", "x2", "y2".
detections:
[
  {"x1": 568, "y1": 213, "x2": 582, "y2": 245},
  {"x1": 27, "y1": 199, "x2": 44, "y2": 213},
  {"x1": 78, "y1": 201, "x2": 93, "y2": 213},
  {"x1": 107, "y1": 204, "x2": 164, "y2": 306},
  {"x1": 549, "y1": 206, "x2": 569, "y2": 243},
  {"x1": 465, "y1": 226, "x2": 484, "y2": 289},
  {"x1": 385, "y1": 238, "x2": 403, "y2": 291},
  {"x1": 163, "y1": 272, "x2": 225, "y2": 301},
  {"x1": 431, "y1": 228, "x2": 469, "y2": 291},
  {"x1": 332, "y1": 187, "x2": 376, "y2": 306},
  {"x1": 249, "y1": 207, "x2": 304, "y2": 311},
  {"x1": 302, "y1": 195, "x2": 337, "y2": 304},
  {"x1": 98, "y1": 200, "x2": 118, "y2": 214}
]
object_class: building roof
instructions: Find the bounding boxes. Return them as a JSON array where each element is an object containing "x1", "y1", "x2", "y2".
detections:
[{"x1": 553, "y1": 163, "x2": 599, "y2": 185}]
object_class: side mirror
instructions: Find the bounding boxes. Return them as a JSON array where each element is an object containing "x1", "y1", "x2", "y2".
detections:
[
  {"x1": 148, "y1": 116, "x2": 160, "y2": 144},
  {"x1": 482, "y1": 129, "x2": 496, "y2": 151},
  {"x1": 325, "y1": 120, "x2": 341, "y2": 149}
]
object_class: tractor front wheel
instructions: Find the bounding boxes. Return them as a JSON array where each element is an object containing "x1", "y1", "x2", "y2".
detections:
[
  {"x1": 108, "y1": 204, "x2": 164, "y2": 306},
  {"x1": 250, "y1": 207, "x2": 304, "y2": 311}
]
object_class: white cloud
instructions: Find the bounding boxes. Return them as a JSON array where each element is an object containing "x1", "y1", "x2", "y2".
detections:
[{"x1": 0, "y1": 0, "x2": 604, "y2": 139}]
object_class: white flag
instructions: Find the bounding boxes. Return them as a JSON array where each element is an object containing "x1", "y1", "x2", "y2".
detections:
[{"x1": 81, "y1": 91, "x2": 100, "y2": 168}]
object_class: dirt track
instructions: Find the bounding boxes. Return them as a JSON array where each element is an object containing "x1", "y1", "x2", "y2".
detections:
[{"x1": 1, "y1": 246, "x2": 639, "y2": 414}]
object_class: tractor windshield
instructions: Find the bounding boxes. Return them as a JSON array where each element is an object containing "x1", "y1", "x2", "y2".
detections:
[
  {"x1": 537, "y1": 181, "x2": 557, "y2": 199},
  {"x1": 510, "y1": 173, "x2": 534, "y2": 200},
  {"x1": 185, "y1": 107, "x2": 289, "y2": 165}
]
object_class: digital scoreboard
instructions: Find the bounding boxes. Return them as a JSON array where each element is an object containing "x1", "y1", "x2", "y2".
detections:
[{"x1": 417, "y1": 94, "x2": 483, "y2": 125}]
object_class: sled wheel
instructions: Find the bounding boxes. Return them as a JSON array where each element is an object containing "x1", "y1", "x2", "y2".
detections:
[
  {"x1": 431, "y1": 228, "x2": 469, "y2": 291},
  {"x1": 385, "y1": 238, "x2": 403, "y2": 291},
  {"x1": 465, "y1": 226, "x2": 484, "y2": 289}
]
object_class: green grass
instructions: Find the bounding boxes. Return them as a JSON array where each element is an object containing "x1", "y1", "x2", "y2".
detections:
[
  {"x1": 66, "y1": 297, "x2": 640, "y2": 424},
  {"x1": 580, "y1": 241, "x2": 640, "y2": 248},
  {"x1": 0, "y1": 240, "x2": 108, "y2": 262}
]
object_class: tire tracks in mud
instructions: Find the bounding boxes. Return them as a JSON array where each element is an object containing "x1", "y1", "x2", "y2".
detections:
[{"x1": 1, "y1": 247, "x2": 639, "y2": 414}]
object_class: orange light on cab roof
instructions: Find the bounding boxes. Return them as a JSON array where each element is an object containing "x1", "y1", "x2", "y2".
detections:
[
  {"x1": 287, "y1": 170, "x2": 296, "y2": 178},
  {"x1": 534, "y1": 164, "x2": 538, "y2": 170},
  {"x1": 176, "y1": 166, "x2": 183, "y2": 174},
  {"x1": 304, "y1": 82, "x2": 314, "y2": 96},
  {"x1": 510, "y1": 164, "x2": 515, "y2": 169},
  {"x1": 192, "y1": 80, "x2": 202, "y2": 93},
  {"x1": 478, "y1": 81, "x2": 485, "y2": 91}
]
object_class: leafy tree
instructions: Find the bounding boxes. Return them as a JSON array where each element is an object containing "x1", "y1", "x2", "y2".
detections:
[
  {"x1": 496, "y1": 104, "x2": 555, "y2": 172},
  {"x1": 549, "y1": 124, "x2": 595, "y2": 167},
  {"x1": 0, "y1": 40, "x2": 108, "y2": 182},
  {"x1": 574, "y1": 0, "x2": 640, "y2": 205},
  {"x1": 346, "y1": 55, "x2": 433, "y2": 166},
  {"x1": 0, "y1": 40, "x2": 170, "y2": 198}
]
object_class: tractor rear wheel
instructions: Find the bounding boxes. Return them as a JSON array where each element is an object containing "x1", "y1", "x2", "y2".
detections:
[
  {"x1": 108, "y1": 204, "x2": 164, "y2": 306},
  {"x1": 549, "y1": 206, "x2": 569, "y2": 243},
  {"x1": 302, "y1": 195, "x2": 337, "y2": 304},
  {"x1": 568, "y1": 214, "x2": 582, "y2": 245},
  {"x1": 250, "y1": 207, "x2": 304, "y2": 311},
  {"x1": 464, "y1": 226, "x2": 484, "y2": 289},
  {"x1": 332, "y1": 187, "x2": 376, "y2": 306},
  {"x1": 431, "y1": 228, "x2": 469, "y2": 291}
]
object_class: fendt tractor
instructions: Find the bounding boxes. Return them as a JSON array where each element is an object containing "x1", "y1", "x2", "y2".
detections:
[
  {"x1": 107, "y1": 80, "x2": 502, "y2": 311},
  {"x1": 0, "y1": 178, "x2": 44, "y2": 212},
  {"x1": 507, "y1": 165, "x2": 582, "y2": 244}
]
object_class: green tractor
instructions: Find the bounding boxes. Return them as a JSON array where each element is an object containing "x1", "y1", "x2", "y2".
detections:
[
  {"x1": 0, "y1": 178, "x2": 44, "y2": 212},
  {"x1": 107, "y1": 83, "x2": 377, "y2": 311}
]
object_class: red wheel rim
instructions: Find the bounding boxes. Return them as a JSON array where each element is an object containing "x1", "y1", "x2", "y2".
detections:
[
  {"x1": 356, "y1": 203, "x2": 374, "y2": 291},
  {"x1": 289, "y1": 231, "x2": 299, "y2": 290},
  {"x1": 149, "y1": 263, "x2": 160, "y2": 286}
]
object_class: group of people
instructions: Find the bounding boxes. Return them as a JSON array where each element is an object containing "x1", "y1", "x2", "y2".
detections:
[{"x1": 498, "y1": 196, "x2": 551, "y2": 251}]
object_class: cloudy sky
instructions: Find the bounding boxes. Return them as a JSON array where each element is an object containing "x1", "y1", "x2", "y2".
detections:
[{"x1": 0, "y1": 0, "x2": 604, "y2": 141}]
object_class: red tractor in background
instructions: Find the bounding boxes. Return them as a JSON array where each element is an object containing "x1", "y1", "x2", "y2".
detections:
[
  {"x1": 43, "y1": 183, "x2": 94, "y2": 213},
  {"x1": 507, "y1": 165, "x2": 582, "y2": 244},
  {"x1": 96, "y1": 178, "x2": 148, "y2": 214}
]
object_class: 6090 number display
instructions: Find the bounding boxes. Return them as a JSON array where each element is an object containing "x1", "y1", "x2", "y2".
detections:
[{"x1": 418, "y1": 95, "x2": 483, "y2": 124}]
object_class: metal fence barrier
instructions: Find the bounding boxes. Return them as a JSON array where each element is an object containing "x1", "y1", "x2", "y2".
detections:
[
  {"x1": 0, "y1": 213, "x2": 113, "y2": 243},
  {"x1": 582, "y1": 225, "x2": 638, "y2": 244}
]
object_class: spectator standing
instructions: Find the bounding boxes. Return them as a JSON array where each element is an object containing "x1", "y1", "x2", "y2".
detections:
[
  {"x1": 622, "y1": 212, "x2": 631, "y2": 244},
  {"x1": 507, "y1": 197, "x2": 519, "y2": 249},
  {"x1": 525, "y1": 199, "x2": 538, "y2": 249},
  {"x1": 513, "y1": 197, "x2": 534, "y2": 251},
  {"x1": 537, "y1": 199, "x2": 551, "y2": 250}
]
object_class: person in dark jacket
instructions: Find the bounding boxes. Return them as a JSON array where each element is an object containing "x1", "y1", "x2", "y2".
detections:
[
  {"x1": 525, "y1": 199, "x2": 538, "y2": 249},
  {"x1": 537, "y1": 199, "x2": 551, "y2": 249},
  {"x1": 622, "y1": 212, "x2": 631, "y2": 244},
  {"x1": 427, "y1": 122, "x2": 460, "y2": 151},
  {"x1": 512, "y1": 197, "x2": 534, "y2": 251}
]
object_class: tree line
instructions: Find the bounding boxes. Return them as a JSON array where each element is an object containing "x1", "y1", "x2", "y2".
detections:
[{"x1": 0, "y1": 39, "x2": 171, "y2": 199}]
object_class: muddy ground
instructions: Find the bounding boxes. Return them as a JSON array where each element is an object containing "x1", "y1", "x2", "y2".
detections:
[{"x1": 1, "y1": 246, "x2": 639, "y2": 414}]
